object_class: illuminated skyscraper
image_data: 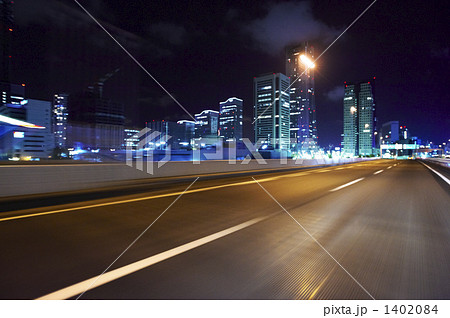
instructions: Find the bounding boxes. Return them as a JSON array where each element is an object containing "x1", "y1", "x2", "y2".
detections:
[
  {"x1": 219, "y1": 97, "x2": 243, "y2": 141},
  {"x1": 52, "y1": 93, "x2": 68, "y2": 148},
  {"x1": 381, "y1": 121, "x2": 400, "y2": 144},
  {"x1": 342, "y1": 80, "x2": 376, "y2": 156},
  {"x1": 25, "y1": 99, "x2": 54, "y2": 158},
  {"x1": 358, "y1": 82, "x2": 376, "y2": 156},
  {"x1": 194, "y1": 110, "x2": 219, "y2": 138},
  {"x1": 285, "y1": 43, "x2": 317, "y2": 152},
  {"x1": 253, "y1": 73, "x2": 290, "y2": 150},
  {"x1": 342, "y1": 84, "x2": 358, "y2": 157},
  {"x1": 174, "y1": 120, "x2": 195, "y2": 148}
]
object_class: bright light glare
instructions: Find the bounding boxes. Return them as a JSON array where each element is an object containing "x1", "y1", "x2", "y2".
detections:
[
  {"x1": 350, "y1": 106, "x2": 357, "y2": 113},
  {"x1": 0, "y1": 114, "x2": 45, "y2": 129},
  {"x1": 300, "y1": 54, "x2": 315, "y2": 69}
]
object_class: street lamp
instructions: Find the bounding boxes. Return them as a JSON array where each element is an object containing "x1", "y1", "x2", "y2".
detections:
[{"x1": 300, "y1": 54, "x2": 315, "y2": 69}]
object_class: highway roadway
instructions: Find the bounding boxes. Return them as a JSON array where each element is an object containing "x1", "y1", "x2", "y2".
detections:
[{"x1": 0, "y1": 159, "x2": 449, "y2": 299}]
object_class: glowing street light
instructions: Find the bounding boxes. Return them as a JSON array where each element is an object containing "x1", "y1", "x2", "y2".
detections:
[
  {"x1": 300, "y1": 54, "x2": 315, "y2": 69},
  {"x1": 350, "y1": 106, "x2": 357, "y2": 114}
]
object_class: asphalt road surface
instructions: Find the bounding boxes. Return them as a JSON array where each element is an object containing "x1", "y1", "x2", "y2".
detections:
[{"x1": 0, "y1": 159, "x2": 449, "y2": 300}]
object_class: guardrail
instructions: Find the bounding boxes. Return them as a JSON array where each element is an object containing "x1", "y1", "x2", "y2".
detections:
[
  {"x1": 424, "y1": 158, "x2": 450, "y2": 168},
  {"x1": 0, "y1": 158, "x2": 373, "y2": 198}
]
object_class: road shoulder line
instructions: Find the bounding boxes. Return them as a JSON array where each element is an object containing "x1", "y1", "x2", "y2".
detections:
[{"x1": 420, "y1": 162, "x2": 450, "y2": 185}]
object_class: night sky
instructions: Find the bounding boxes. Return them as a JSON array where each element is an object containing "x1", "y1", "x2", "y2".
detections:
[{"x1": 11, "y1": 0, "x2": 450, "y2": 147}]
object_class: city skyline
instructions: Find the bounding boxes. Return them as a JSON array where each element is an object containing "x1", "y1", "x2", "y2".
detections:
[
  {"x1": 4, "y1": 0, "x2": 449, "y2": 147},
  {"x1": 0, "y1": 0, "x2": 449, "y2": 306}
]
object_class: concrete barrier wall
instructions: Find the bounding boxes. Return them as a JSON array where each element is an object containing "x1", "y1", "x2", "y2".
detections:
[
  {"x1": 0, "y1": 158, "x2": 371, "y2": 197},
  {"x1": 425, "y1": 158, "x2": 450, "y2": 168}
]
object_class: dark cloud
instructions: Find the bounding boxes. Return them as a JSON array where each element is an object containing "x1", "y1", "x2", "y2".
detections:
[
  {"x1": 244, "y1": 1, "x2": 340, "y2": 54},
  {"x1": 13, "y1": 0, "x2": 53, "y2": 25},
  {"x1": 325, "y1": 85, "x2": 344, "y2": 102},
  {"x1": 431, "y1": 47, "x2": 449, "y2": 59},
  {"x1": 14, "y1": 0, "x2": 115, "y2": 26},
  {"x1": 139, "y1": 95, "x2": 175, "y2": 108},
  {"x1": 148, "y1": 22, "x2": 188, "y2": 46}
]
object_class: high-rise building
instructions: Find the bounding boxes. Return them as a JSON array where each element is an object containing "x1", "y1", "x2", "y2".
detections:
[
  {"x1": 147, "y1": 120, "x2": 175, "y2": 150},
  {"x1": 342, "y1": 84, "x2": 358, "y2": 157},
  {"x1": 0, "y1": 82, "x2": 26, "y2": 120},
  {"x1": 0, "y1": 0, "x2": 14, "y2": 83},
  {"x1": 146, "y1": 120, "x2": 195, "y2": 150},
  {"x1": 67, "y1": 86, "x2": 125, "y2": 150},
  {"x1": 174, "y1": 120, "x2": 195, "y2": 148},
  {"x1": 52, "y1": 93, "x2": 68, "y2": 149},
  {"x1": 11, "y1": 0, "x2": 141, "y2": 123},
  {"x1": 123, "y1": 128, "x2": 140, "y2": 149},
  {"x1": 0, "y1": 83, "x2": 53, "y2": 159},
  {"x1": 358, "y1": 82, "x2": 376, "y2": 156},
  {"x1": 342, "y1": 80, "x2": 376, "y2": 156},
  {"x1": 24, "y1": 99, "x2": 54, "y2": 158},
  {"x1": 253, "y1": 73, "x2": 290, "y2": 150},
  {"x1": 285, "y1": 43, "x2": 317, "y2": 152},
  {"x1": 194, "y1": 110, "x2": 219, "y2": 138},
  {"x1": 381, "y1": 121, "x2": 400, "y2": 144},
  {"x1": 219, "y1": 97, "x2": 243, "y2": 141},
  {"x1": 399, "y1": 125, "x2": 409, "y2": 141},
  {"x1": 0, "y1": 113, "x2": 46, "y2": 159}
]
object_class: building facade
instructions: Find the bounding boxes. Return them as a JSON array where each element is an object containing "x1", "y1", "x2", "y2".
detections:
[
  {"x1": 194, "y1": 110, "x2": 219, "y2": 139},
  {"x1": 381, "y1": 121, "x2": 400, "y2": 144},
  {"x1": 52, "y1": 93, "x2": 68, "y2": 149},
  {"x1": 24, "y1": 99, "x2": 54, "y2": 158},
  {"x1": 219, "y1": 97, "x2": 243, "y2": 141},
  {"x1": 342, "y1": 84, "x2": 358, "y2": 157},
  {"x1": 253, "y1": 73, "x2": 290, "y2": 150},
  {"x1": 67, "y1": 89, "x2": 125, "y2": 150},
  {"x1": 358, "y1": 82, "x2": 376, "y2": 156},
  {"x1": 174, "y1": 120, "x2": 195, "y2": 149},
  {"x1": 0, "y1": 82, "x2": 26, "y2": 120},
  {"x1": 342, "y1": 81, "x2": 376, "y2": 156},
  {"x1": 0, "y1": 113, "x2": 45, "y2": 159},
  {"x1": 285, "y1": 43, "x2": 317, "y2": 152}
]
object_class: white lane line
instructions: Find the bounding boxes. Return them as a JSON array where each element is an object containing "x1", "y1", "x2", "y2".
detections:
[
  {"x1": 373, "y1": 170, "x2": 384, "y2": 175},
  {"x1": 420, "y1": 162, "x2": 450, "y2": 186},
  {"x1": 387, "y1": 166, "x2": 392, "y2": 169},
  {"x1": 330, "y1": 178, "x2": 365, "y2": 192},
  {"x1": 36, "y1": 213, "x2": 276, "y2": 300}
]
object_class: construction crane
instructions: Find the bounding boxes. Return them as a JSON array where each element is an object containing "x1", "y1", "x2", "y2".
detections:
[{"x1": 88, "y1": 68, "x2": 120, "y2": 98}]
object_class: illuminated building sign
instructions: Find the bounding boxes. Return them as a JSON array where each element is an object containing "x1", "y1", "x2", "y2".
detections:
[{"x1": 13, "y1": 131, "x2": 25, "y2": 138}]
